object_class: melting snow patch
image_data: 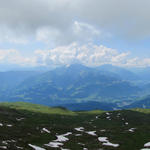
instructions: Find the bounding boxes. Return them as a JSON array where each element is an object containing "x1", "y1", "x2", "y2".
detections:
[
  {"x1": 106, "y1": 112, "x2": 110, "y2": 115},
  {"x1": 0, "y1": 146, "x2": 7, "y2": 149},
  {"x1": 144, "y1": 142, "x2": 150, "y2": 147},
  {"x1": 98, "y1": 137, "x2": 119, "y2": 147},
  {"x1": 16, "y1": 118, "x2": 24, "y2": 121},
  {"x1": 63, "y1": 132, "x2": 72, "y2": 136},
  {"x1": 100, "y1": 129, "x2": 106, "y2": 132},
  {"x1": 75, "y1": 127, "x2": 84, "y2": 132},
  {"x1": 6, "y1": 124, "x2": 12, "y2": 127},
  {"x1": 55, "y1": 135, "x2": 69, "y2": 142},
  {"x1": 75, "y1": 134, "x2": 82, "y2": 136},
  {"x1": 45, "y1": 132, "x2": 71, "y2": 148},
  {"x1": 98, "y1": 137, "x2": 108, "y2": 143},
  {"x1": 0, "y1": 123, "x2": 3, "y2": 126},
  {"x1": 45, "y1": 142, "x2": 63, "y2": 148},
  {"x1": 141, "y1": 149, "x2": 150, "y2": 150},
  {"x1": 102, "y1": 142, "x2": 119, "y2": 147},
  {"x1": 125, "y1": 122, "x2": 128, "y2": 125},
  {"x1": 16, "y1": 146, "x2": 23, "y2": 149},
  {"x1": 2, "y1": 141, "x2": 8, "y2": 145},
  {"x1": 96, "y1": 116, "x2": 99, "y2": 119},
  {"x1": 86, "y1": 131, "x2": 97, "y2": 136},
  {"x1": 28, "y1": 144, "x2": 46, "y2": 150},
  {"x1": 78, "y1": 143, "x2": 85, "y2": 146},
  {"x1": 54, "y1": 132, "x2": 72, "y2": 142},
  {"x1": 41, "y1": 128, "x2": 51, "y2": 133},
  {"x1": 128, "y1": 128, "x2": 136, "y2": 132}
]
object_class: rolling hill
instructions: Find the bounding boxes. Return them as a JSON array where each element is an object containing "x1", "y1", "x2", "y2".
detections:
[{"x1": 0, "y1": 102, "x2": 150, "y2": 150}]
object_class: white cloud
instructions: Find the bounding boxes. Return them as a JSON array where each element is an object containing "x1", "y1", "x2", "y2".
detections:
[
  {"x1": 35, "y1": 21, "x2": 103, "y2": 45},
  {"x1": 0, "y1": 49, "x2": 36, "y2": 66},
  {"x1": 32, "y1": 43, "x2": 144, "y2": 67},
  {"x1": 0, "y1": 0, "x2": 150, "y2": 45},
  {"x1": 0, "y1": 44, "x2": 150, "y2": 68},
  {"x1": 125, "y1": 57, "x2": 150, "y2": 67}
]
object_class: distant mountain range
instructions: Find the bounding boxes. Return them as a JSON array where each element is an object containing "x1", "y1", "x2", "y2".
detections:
[
  {"x1": 0, "y1": 64, "x2": 150, "y2": 110},
  {"x1": 7, "y1": 64, "x2": 141, "y2": 105},
  {"x1": 124, "y1": 95, "x2": 150, "y2": 109}
]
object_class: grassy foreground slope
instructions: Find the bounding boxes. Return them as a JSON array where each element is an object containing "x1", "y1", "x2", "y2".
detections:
[{"x1": 0, "y1": 102, "x2": 149, "y2": 150}]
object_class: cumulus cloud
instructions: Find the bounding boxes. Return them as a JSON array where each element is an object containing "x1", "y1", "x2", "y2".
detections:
[
  {"x1": 1, "y1": 43, "x2": 150, "y2": 68},
  {"x1": 33, "y1": 43, "x2": 150, "y2": 68},
  {"x1": 0, "y1": 49, "x2": 36, "y2": 66}
]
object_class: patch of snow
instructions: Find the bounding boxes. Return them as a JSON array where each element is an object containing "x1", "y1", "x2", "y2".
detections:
[
  {"x1": 86, "y1": 131, "x2": 97, "y2": 136},
  {"x1": 45, "y1": 142, "x2": 63, "y2": 148},
  {"x1": 144, "y1": 142, "x2": 150, "y2": 147},
  {"x1": 141, "y1": 149, "x2": 150, "y2": 150},
  {"x1": 100, "y1": 129, "x2": 106, "y2": 132},
  {"x1": 28, "y1": 144, "x2": 46, "y2": 150},
  {"x1": 16, "y1": 118, "x2": 24, "y2": 121},
  {"x1": 6, "y1": 124, "x2": 12, "y2": 127},
  {"x1": 125, "y1": 122, "x2": 128, "y2": 125},
  {"x1": 102, "y1": 142, "x2": 119, "y2": 147},
  {"x1": 78, "y1": 143, "x2": 85, "y2": 146},
  {"x1": 41, "y1": 128, "x2": 51, "y2": 133},
  {"x1": 10, "y1": 140, "x2": 16, "y2": 142},
  {"x1": 106, "y1": 112, "x2": 110, "y2": 115},
  {"x1": 98, "y1": 137, "x2": 108, "y2": 142},
  {"x1": 98, "y1": 137, "x2": 119, "y2": 148},
  {"x1": 128, "y1": 128, "x2": 136, "y2": 132},
  {"x1": 54, "y1": 132, "x2": 72, "y2": 142},
  {"x1": 75, "y1": 127, "x2": 84, "y2": 132},
  {"x1": 2, "y1": 141, "x2": 8, "y2": 145},
  {"x1": 55, "y1": 135, "x2": 69, "y2": 142},
  {"x1": 75, "y1": 134, "x2": 82, "y2": 136},
  {"x1": 16, "y1": 146, "x2": 23, "y2": 149},
  {"x1": 45, "y1": 132, "x2": 71, "y2": 148},
  {"x1": 0, "y1": 123, "x2": 3, "y2": 126},
  {"x1": 0, "y1": 146, "x2": 7, "y2": 149},
  {"x1": 63, "y1": 132, "x2": 72, "y2": 136},
  {"x1": 96, "y1": 116, "x2": 99, "y2": 119}
]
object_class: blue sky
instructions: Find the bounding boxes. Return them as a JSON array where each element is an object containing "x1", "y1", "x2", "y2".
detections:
[{"x1": 0, "y1": 0, "x2": 150, "y2": 69}]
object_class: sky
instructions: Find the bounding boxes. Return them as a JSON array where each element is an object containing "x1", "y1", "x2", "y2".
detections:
[{"x1": 0, "y1": 0, "x2": 150, "y2": 70}]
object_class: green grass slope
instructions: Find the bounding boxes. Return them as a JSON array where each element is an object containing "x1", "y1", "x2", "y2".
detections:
[
  {"x1": 0, "y1": 102, "x2": 76, "y2": 115},
  {"x1": 0, "y1": 102, "x2": 149, "y2": 150}
]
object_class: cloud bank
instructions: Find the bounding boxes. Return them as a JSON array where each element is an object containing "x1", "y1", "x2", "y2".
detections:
[
  {"x1": 1, "y1": 43, "x2": 150, "y2": 68},
  {"x1": 0, "y1": 0, "x2": 150, "y2": 44}
]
